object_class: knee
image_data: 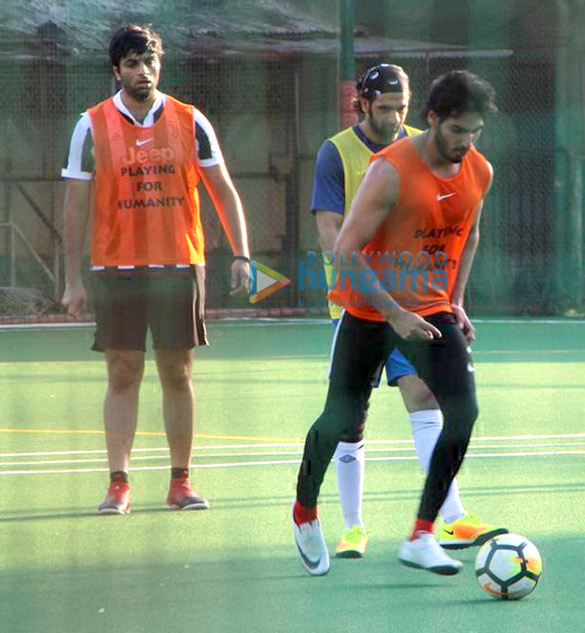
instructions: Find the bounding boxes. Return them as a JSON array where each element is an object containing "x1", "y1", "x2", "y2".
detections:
[
  {"x1": 306, "y1": 419, "x2": 338, "y2": 456},
  {"x1": 398, "y1": 375, "x2": 438, "y2": 413},
  {"x1": 460, "y1": 399, "x2": 479, "y2": 427},
  {"x1": 156, "y1": 351, "x2": 193, "y2": 391},
  {"x1": 324, "y1": 395, "x2": 368, "y2": 443},
  {"x1": 339, "y1": 410, "x2": 367, "y2": 442},
  {"x1": 159, "y1": 364, "x2": 192, "y2": 391},
  {"x1": 108, "y1": 355, "x2": 144, "y2": 392},
  {"x1": 443, "y1": 399, "x2": 479, "y2": 446}
]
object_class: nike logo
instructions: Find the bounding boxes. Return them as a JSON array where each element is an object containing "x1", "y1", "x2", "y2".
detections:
[
  {"x1": 293, "y1": 511, "x2": 323, "y2": 572},
  {"x1": 443, "y1": 529, "x2": 455, "y2": 535},
  {"x1": 295, "y1": 541, "x2": 321, "y2": 570},
  {"x1": 136, "y1": 138, "x2": 154, "y2": 147},
  {"x1": 437, "y1": 192, "x2": 456, "y2": 201}
]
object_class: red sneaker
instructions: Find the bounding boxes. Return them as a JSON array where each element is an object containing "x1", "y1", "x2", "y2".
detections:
[
  {"x1": 167, "y1": 478, "x2": 209, "y2": 510},
  {"x1": 98, "y1": 482, "x2": 131, "y2": 515}
]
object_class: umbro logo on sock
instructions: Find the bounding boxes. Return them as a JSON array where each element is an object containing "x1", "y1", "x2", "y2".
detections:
[{"x1": 339, "y1": 454, "x2": 356, "y2": 463}]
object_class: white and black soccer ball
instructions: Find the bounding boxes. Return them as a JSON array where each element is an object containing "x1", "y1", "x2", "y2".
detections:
[{"x1": 475, "y1": 533, "x2": 542, "y2": 600}]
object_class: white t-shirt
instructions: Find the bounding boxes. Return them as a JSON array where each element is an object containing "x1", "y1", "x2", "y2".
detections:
[{"x1": 62, "y1": 90, "x2": 224, "y2": 180}]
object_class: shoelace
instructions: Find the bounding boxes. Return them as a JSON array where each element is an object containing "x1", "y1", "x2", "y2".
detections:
[
  {"x1": 462, "y1": 513, "x2": 481, "y2": 524},
  {"x1": 344, "y1": 527, "x2": 366, "y2": 543}
]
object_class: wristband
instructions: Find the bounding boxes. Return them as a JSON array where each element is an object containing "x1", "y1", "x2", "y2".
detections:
[{"x1": 233, "y1": 255, "x2": 250, "y2": 263}]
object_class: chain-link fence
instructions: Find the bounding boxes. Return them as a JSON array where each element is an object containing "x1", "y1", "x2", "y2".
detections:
[{"x1": 0, "y1": 7, "x2": 582, "y2": 317}]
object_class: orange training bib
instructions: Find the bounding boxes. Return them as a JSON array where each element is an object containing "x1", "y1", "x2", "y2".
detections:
[
  {"x1": 329, "y1": 137, "x2": 491, "y2": 320},
  {"x1": 88, "y1": 95, "x2": 205, "y2": 267}
]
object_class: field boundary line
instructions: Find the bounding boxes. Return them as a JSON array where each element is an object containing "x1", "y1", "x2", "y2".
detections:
[{"x1": 0, "y1": 449, "x2": 583, "y2": 476}]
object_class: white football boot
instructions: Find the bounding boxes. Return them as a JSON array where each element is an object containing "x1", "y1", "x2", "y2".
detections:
[
  {"x1": 398, "y1": 531, "x2": 462, "y2": 575},
  {"x1": 292, "y1": 510, "x2": 330, "y2": 576}
]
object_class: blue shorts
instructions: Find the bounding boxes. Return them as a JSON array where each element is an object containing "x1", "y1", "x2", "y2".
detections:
[{"x1": 331, "y1": 319, "x2": 417, "y2": 387}]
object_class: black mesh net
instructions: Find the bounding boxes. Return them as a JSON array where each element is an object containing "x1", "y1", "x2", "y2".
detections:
[{"x1": 0, "y1": 1, "x2": 583, "y2": 318}]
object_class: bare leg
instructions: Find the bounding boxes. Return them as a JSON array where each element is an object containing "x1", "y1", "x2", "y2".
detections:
[
  {"x1": 104, "y1": 350, "x2": 145, "y2": 473},
  {"x1": 397, "y1": 373, "x2": 438, "y2": 413},
  {"x1": 155, "y1": 348, "x2": 195, "y2": 469}
]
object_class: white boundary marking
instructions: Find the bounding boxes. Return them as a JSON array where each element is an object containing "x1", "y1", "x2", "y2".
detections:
[
  {"x1": 2, "y1": 317, "x2": 585, "y2": 332},
  {"x1": 1, "y1": 443, "x2": 584, "y2": 468},
  {"x1": 0, "y1": 433, "x2": 583, "y2": 476},
  {"x1": 1, "y1": 441, "x2": 584, "y2": 467},
  {"x1": 1, "y1": 432, "x2": 583, "y2": 460},
  {"x1": 0, "y1": 450, "x2": 584, "y2": 476}
]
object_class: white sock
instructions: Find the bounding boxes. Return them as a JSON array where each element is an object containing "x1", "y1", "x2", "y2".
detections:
[
  {"x1": 333, "y1": 440, "x2": 365, "y2": 529},
  {"x1": 409, "y1": 409, "x2": 466, "y2": 523}
]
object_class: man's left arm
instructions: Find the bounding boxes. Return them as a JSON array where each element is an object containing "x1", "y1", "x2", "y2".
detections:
[
  {"x1": 450, "y1": 203, "x2": 482, "y2": 343},
  {"x1": 451, "y1": 165, "x2": 493, "y2": 342},
  {"x1": 199, "y1": 163, "x2": 250, "y2": 296}
]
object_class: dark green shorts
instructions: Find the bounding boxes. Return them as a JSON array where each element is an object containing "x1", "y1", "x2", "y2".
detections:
[{"x1": 90, "y1": 266, "x2": 208, "y2": 352}]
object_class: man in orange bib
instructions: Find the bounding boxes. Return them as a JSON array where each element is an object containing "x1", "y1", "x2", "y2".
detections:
[
  {"x1": 293, "y1": 70, "x2": 498, "y2": 576},
  {"x1": 312, "y1": 64, "x2": 505, "y2": 558},
  {"x1": 61, "y1": 25, "x2": 250, "y2": 515}
]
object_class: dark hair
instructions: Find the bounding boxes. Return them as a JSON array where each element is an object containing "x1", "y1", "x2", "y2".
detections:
[
  {"x1": 109, "y1": 24, "x2": 164, "y2": 67},
  {"x1": 421, "y1": 70, "x2": 497, "y2": 121},
  {"x1": 352, "y1": 63, "x2": 410, "y2": 114}
]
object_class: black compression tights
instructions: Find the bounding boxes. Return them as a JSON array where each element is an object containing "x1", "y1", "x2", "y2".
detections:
[{"x1": 296, "y1": 311, "x2": 478, "y2": 522}]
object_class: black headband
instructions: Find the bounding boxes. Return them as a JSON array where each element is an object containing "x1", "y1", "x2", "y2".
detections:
[{"x1": 358, "y1": 64, "x2": 409, "y2": 99}]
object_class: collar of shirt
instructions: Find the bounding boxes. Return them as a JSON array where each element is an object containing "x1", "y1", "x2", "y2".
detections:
[{"x1": 113, "y1": 90, "x2": 165, "y2": 127}]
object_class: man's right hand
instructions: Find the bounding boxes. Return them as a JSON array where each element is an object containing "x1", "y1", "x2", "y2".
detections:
[
  {"x1": 387, "y1": 308, "x2": 442, "y2": 341},
  {"x1": 61, "y1": 281, "x2": 88, "y2": 317}
]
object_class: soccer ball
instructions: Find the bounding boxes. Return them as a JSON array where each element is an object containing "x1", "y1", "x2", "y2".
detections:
[{"x1": 475, "y1": 534, "x2": 542, "y2": 600}]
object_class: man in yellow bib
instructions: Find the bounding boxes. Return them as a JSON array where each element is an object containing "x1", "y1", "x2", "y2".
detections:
[{"x1": 310, "y1": 64, "x2": 505, "y2": 558}]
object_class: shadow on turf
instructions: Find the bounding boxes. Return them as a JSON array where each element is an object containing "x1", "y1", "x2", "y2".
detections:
[
  {"x1": 0, "y1": 506, "x2": 204, "y2": 523},
  {"x1": 0, "y1": 510, "x2": 100, "y2": 523},
  {"x1": 4, "y1": 477, "x2": 583, "y2": 524},
  {"x1": 175, "y1": 481, "x2": 585, "y2": 511}
]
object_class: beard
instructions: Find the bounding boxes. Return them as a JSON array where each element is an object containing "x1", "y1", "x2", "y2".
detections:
[
  {"x1": 436, "y1": 123, "x2": 468, "y2": 163},
  {"x1": 368, "y1": 115, "x2": 399, "y2": 144},
  {"x1": 122, "y1": 79, "x2": 155, "y2": 102}
]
